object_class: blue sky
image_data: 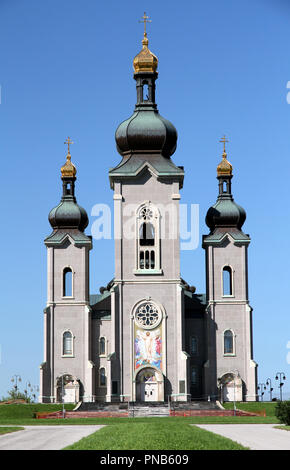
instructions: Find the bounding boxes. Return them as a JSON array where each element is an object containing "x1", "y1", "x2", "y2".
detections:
[{"x1": 0, "y1": 0, "x2": 290, "y2": 400}]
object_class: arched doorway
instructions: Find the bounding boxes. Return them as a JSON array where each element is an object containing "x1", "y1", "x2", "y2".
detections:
[
  {"x1": 219, "y1": 373, "x2": 243, "y2": 402},
  {"x1": 135, "y1": 367, "x2": 164, "y2": 402},
  {"x1": 56, "y1": 374, "x2": 80, "y2": 403}
]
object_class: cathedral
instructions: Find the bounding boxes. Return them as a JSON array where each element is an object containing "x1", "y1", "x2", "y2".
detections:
[{"x1": 39, "y1": 26, "x2": 257, "y2": 404}]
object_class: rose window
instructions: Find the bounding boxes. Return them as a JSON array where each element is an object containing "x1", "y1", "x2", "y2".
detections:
[
  {"x1": 140, "y1": 207, "x2": 153, "y2": 221},
  {"x1": 135, "y1": 303, "x2": 161, "y2": 328}
]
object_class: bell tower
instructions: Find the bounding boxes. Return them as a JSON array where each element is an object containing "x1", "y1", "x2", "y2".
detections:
[
  {"x1": 203, "y1": 138, "x2": 257, "y2": 402},
  {"x1": 40, "y1": 139, "x2": 94, "y2": 403},
  {"x1": 108, "y1": 18, "x2": 188, "y2": 402}
]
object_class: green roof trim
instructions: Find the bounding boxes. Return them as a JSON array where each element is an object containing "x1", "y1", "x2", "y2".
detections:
[
  {"x1": 109, "y1": 155, "x2": 184, "y2": 188},
  {"x1": 203, "y1": 228, "x2": 250, "y2": 245},
  {"x1": 45, "y1": 229, "x2": 92, "y2": 247},
  {"x1": 90, "y1": 291, "x2": 111, "y2": 306}
]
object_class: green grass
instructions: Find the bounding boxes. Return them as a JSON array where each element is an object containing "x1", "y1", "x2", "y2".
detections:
[
  {"x1": 223, "y1": 401, "x2": 277, "y2": 416},
  {"x1": 274, "y1": 425, "x2": 290, "y2": 431},
  {"x1": 0, "y1": 403, "x2": 75, "y2": 421},
  {"x1": 65, "y1": 422, "x2": 248, "y2": 450},
  {"x1": 0, "y1": 415, "x2": 278, "y2": 426},
  {"x1": 0, "y1": 427, "x2": 24, "y2": 435}
]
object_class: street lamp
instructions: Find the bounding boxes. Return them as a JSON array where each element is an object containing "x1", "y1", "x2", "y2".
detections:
[
  {"x1": 30, "y1": 385, "x2": 39, "y2": 403},
  {"x1": 23, "y1": 381, "x2": 31, "y2": 402},
  {"x1": 266, "y1": 378, "x2": 273, "y2": 402},
  {"x1": 257, "y1": 383, "x2": 266, "y2": 401},
  {"x1": 11, "y1": 375, "x2": 22, "y2": 398},
  {"x1": 232, "y1": 369, "x2": 240, "y2": 416},
  {"x1": 275, "y1": 372, "x2": 286, "y2": 401},
  {"x1": 57, "y1": 374, "x2": 68, "y2": 418}
]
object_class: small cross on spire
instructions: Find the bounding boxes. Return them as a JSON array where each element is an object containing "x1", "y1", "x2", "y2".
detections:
[
  {"x1": 139, "y1": 12, "x2": 151, "y2": 37},
  {"x1": 64, "y1": 136, "x2": 74, "y2": 155},
  {"x1": 219, "y1": 135, "x2": 229, "y2": 156}
]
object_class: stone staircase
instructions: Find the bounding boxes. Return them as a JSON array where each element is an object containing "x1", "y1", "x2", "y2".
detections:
[{"x1": 129, "y1": 402, "x2": 170, "y2": 417}]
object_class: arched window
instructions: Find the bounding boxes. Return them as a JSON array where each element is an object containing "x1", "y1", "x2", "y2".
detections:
[
  {"x1": 224, "y1": 330, "x2": 234, "y2": 355},
  {"x1": 142, "y1": 82, "x2": 149, "y2": 101},
  {"x1": 99, "y1": 337, "x2": 106, "y2": 356},
  {"x1": 136, "y1": 203, "x2": 161, "y2": 273},
  {"x1": 222, "y1": 266, "x2": 232, "y2": 296},
  {"x1": 190, "y1": 336, "x2": 198, "y2": 356},
  {"x1": 99, "y1": 368, "x2": 106, "y2": 387},
  {"x1": 63, "y1": 267, "x2": 73, "y2": 297},
  {"x1": 140, "y1": 222, "x2": 155, "y2": 246},
  {"x1": 63, "y1": 331, "x2": 73, "y2": 356},
  {"x1": 191, "y1": 366, "x2": 198, "y2": 385}
]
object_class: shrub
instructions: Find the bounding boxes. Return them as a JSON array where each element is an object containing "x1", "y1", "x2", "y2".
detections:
[{"x1": 275, "y1": 401, "x2": 290, "y2": 425}]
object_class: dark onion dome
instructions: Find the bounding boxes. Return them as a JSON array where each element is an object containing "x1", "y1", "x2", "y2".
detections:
[
  {"x1": 206, "y1": 199, "x2": 246, "y2": 232},
  {"x1": 48, "y1": 200, "x2": 89, "y2": 231},
  {"x1": 206, "y1": 141, "x2": 246, "y2": 233},
  {"x1": 48, "y1": 146, "x2": 89, "y2": 232},
  {"x1": 115, "y1": 111, "x2": 177, "y2": 158},
  {"x1": 115, "y1": 31, "x2": 177, "y2": 159}
]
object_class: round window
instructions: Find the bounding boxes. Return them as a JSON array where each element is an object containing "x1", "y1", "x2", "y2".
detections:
[{"x1": 135, "y1": 302, "x2": 161, "y2": 329}]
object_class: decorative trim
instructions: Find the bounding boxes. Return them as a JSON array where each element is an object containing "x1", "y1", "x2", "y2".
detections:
[
  {"x1": 135, "y1": 201, "x2": 161, "y2": 274},
  {"x1": 133, "y1": 269, "x2": 163, "y2": 275}
]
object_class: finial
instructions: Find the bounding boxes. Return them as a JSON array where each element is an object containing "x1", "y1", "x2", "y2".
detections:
[
  {"x1": 139, "y1": 12, "x2": 151, "y2": 39},
  {"x1": 133, "y1": 13, "x2": 158, "y2": 73},
  {"x1": 64, "y1": 136, "x2": 74, "y2": 156},
  {"x1": 219, "y1": 135, "x2": 229, "y2": 158},
  {"x1": 217, "y1": 135, "x2": 232, "y2": 176},
  {"x1": 61, "y1": 136, "x2": 77, "y2": 177}
]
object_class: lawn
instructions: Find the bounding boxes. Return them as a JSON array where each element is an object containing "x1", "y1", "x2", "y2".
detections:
[
  {"x1": 275, "y1": 426, "x2": 290, "y2": 431},
  {"x1": 0, "y1": 403, "x2": 75, "y2": 422},
  {"x1": 64, "y1": 421, "x2": 248, "y2": 450},
  {"x1": 223, "y1": 401, "x2": 277, "y2": 417},
  {"x1": 0, "y1": 427, "x2": 24, "y2": 435}
]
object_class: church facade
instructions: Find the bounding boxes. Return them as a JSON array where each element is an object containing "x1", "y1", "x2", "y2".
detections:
[{"x1": 39, "y1": 31, "x2": 257, "y2": 404}]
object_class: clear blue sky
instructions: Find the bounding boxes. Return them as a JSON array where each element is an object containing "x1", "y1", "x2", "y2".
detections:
[{"x1": 0, "y1": 0, "x2": 290, "y2": 400}]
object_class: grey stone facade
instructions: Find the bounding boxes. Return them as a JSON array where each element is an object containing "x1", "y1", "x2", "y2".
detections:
[{"x1": 39, "y1": 35, "x2": 257, "y2": 404}]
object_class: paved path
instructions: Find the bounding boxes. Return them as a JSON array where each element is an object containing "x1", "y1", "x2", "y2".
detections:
[
  {"x1": 196, "y1": 424, "x2": 290, "y2": 450},
  {"x1": 0, "y1": 425, "x2": 104, "y2": 450}
]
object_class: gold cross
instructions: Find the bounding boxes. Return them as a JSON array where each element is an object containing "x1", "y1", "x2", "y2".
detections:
[
  {"x1": 64, "y1": 136, "x2": 74, "y2": 154},
  {"x1": 139, "y1": 12, "x2": 151, "y2": 36},
  {"x1": 219, "y1": 135, "x2": 229, "y2": 155}
]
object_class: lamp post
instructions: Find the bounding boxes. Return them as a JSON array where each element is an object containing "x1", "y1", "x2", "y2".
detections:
[
  {"x1": 11, "y1": 375, "x2": 22, "y2": 398},
  {"x1": 57, "y1": 374, "x2": 67, "y2": 418},
  {"x1": 275, "y1": 372, "x2": 286, "y2": 401},
  {"x1": 232, "y1": 369, "x2": 240, "y2": 416},
  {"x1": 257, "y1": 383, "x2": 266, "y2": 402},
  {"x1": 266, "y1": 378, "x2": 273, "y2": 402},
  {"x1": 30, "y1": 385, "x2": 39, "y2": 403},
  {"x1": 23, "y1": 381, "x2": 31, "y2": 402}
]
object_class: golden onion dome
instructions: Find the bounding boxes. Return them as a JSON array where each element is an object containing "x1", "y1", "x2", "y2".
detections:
[
  {"x1": 133, "y1": 33, "x2": 158, "y2": 73},
  {"x1": 217, "y1": 151, "x2": 233, "y2": 176},
  {"x1": 217, "y1": 136, "x2": 232, "y2": 176},
  {"x1": 61, "y1": 153, "x2": 77, "y2": 178}
]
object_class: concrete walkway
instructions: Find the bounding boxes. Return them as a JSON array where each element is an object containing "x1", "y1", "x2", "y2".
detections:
[
  {"x1": 196, "y1": 424, "x2": 290, "y2": 450},
  {"x1": 0, "y1": 425, "x2": 104, "y2": 450}
]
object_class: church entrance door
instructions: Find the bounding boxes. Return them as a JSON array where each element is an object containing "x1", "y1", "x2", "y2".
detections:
[
  {"x1": 136, "y1": 367, "x2": 162, "y2": 402},
  {"x1": 141, "y1": 382, "x2": 158, "y2": 401}
]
